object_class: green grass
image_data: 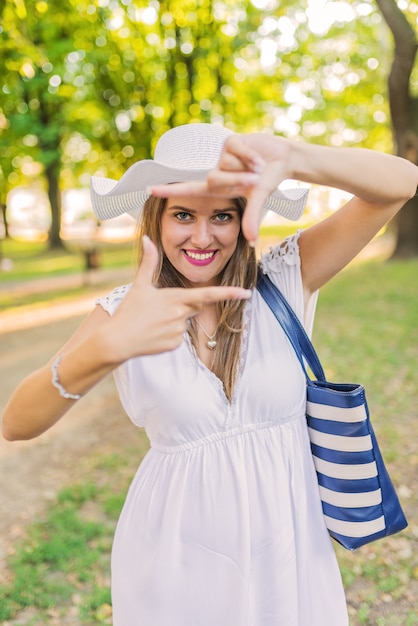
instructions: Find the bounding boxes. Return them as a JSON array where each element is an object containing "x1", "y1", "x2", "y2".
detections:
[
  {"x1": 0, "y1": 285, "x2": 101, "y2": 311},
  {"x1": 313, "y1": 258, "x2": 418, "y2": 626},
  {"x1": 0, "y1": 236, "x2": 138, "y2": 310},
  {"x1": 0, "y1": 237, "x2": 136, "y2": 283},
  {"x1": 314, "y1": 259, "x2": 418, "y2": 451},
  {"x1": 0, "y1": 485, "x2": 108, "y2": 621},
  {"x1": 0, "y1": 447, "x2": 146, "y2": 625},
  {"x1": 0, "y1": 252, "x2": 417, "y2": 624}
]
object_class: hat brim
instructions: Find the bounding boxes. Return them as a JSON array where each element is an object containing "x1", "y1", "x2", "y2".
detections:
[{"x1": 90, "y1": 160, "x2": 309, "y2": 222}]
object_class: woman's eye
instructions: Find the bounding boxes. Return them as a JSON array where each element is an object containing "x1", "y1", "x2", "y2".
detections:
[
  {"x1": 175, "y1": 212, "x2": 192, "y2": 221},
  {"x1": 215, "y1": 213, "x2": 232, "y2": 222}
]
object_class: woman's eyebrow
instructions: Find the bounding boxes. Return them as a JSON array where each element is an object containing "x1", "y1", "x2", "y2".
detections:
[
  {"x1": 166, "y1": 205, "x2": 196, "y2": 212},
  {"x1": 213, "y1": 207, "x2": 239, "y2": 213},
  {"x1": 167, "y1": 205, "x2": 239, "y2": 213}
]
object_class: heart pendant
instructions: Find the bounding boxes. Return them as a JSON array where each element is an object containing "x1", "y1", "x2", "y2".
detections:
[{"x1": 207, "y1": 339, "x2": 217, "y2": 350}]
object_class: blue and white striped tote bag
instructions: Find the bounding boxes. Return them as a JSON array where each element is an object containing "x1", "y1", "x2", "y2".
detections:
[{"x1": 258, "y1": 272, "x2": 408, "y2": 551}]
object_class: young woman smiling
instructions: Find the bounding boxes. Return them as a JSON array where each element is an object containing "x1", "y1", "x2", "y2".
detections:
[{"x1": 3, "y1": 123, "x2": 417, "y2": 626}]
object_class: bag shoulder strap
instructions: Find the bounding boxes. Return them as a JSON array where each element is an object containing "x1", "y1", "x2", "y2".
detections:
[{"x1": 256, "y1": 269, "x2": 326, "y2": 383}]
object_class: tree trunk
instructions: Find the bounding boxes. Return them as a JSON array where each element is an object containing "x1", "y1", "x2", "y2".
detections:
[
  {"x1": 375, "y1": 0, "x2": 418, "y2": 257},
  {"x1": 391, "y1": 129, "x2": 418, "y2": 257},
  {"x1": 392, "y1": 196, "x2": 418, "y2": 257},
  {"x1": 0, "y1": 201, "x2": 9, "y2": 239},
  {"x1": 45, "y1": 163, "x2": 64, "y2": 249}
]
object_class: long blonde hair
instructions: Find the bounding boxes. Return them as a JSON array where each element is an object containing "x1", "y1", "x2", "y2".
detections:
[{"x1": 136, "y1": 196, "x2": 258, "y2": 401}]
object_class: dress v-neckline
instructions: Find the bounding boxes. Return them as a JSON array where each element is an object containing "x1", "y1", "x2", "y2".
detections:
[{"x1": 183, "y1": 295, "x2": 254, "y2": 407}]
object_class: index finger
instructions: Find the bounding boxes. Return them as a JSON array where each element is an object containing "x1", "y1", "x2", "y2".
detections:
[
  {"x1": 220, "y1": 135, "x2": 265, "y2": 172},
  {"x1": 241, "y1": 184, "x2": 271, "y2": 246},
  {"x1": 148, "y1": 181, "x2": 210, "y2": 198},
  {"x1": 179, "y1": 285, "x2": 252, "y2": 313}
]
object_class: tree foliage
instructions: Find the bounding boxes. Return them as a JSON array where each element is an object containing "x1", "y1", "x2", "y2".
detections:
[{"x1": 0, "y1": 0, "x2": 416, "y2": 252}]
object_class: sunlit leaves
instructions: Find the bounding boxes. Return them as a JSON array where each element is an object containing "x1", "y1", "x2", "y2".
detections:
[{"x1": 0, "y1": 0, "x2": 416, "y2": 202}]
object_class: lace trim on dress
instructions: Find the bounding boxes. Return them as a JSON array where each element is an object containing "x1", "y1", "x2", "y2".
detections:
[
  {"x1": 95, "y1": 284, "x2": 131, "y2": 314},
  {"x1": 238, "y1": 295, "x2": 252, "y2": 376},
  {"x1": 260, "y1": 229, "x2": 302, "y2": 276}
]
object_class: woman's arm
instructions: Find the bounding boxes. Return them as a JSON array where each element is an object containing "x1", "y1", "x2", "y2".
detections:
[
  {"x1": 2, "y1": 308, "x2": 118, "y2": 440},
  {"x1": 284, "y1": 140, "x2": 417, "y2": 293},
  {"x1": 2, "y1": 237, "x2": 251, "y2": 441}
]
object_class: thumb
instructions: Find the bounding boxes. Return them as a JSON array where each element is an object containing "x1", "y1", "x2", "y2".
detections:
[{"x1": 135, "y1": 235, "x2": 159, "y2": 286}]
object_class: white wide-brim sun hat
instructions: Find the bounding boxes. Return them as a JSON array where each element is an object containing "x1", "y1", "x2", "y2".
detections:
[{"x1": 90, "y1": 123, "x2": 309, "y2": 221}]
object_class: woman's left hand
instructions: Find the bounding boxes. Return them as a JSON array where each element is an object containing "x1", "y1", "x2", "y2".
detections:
[{"x1": 149, "y1": 134, "x2": 292, "y2": 245}]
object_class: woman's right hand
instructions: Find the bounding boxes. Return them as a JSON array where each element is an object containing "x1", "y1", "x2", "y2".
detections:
[
  {"x1": 104, "y1": 235, "x2": 251, "y2": 363},
  {"x1": 2, "y1": 236, "x2": 251, "y2": 441}
]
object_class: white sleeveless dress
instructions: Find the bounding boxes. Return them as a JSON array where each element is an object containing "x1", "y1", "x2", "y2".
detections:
[{"x1": 97, "y1": 233, "x2": 349, "y2": 626}]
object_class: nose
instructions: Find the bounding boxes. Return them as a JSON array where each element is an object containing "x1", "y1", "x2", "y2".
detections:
[{"x1": 190, "y1": 219, "x2": 214, "y2": 249}]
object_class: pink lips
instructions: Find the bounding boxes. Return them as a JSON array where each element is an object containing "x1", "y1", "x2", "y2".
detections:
[{"x1": 183, "y1": 249, "x2": 217, "y2": 267}]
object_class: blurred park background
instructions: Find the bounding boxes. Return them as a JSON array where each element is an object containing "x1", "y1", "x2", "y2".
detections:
[
  {"x1": 0, "y1": 0, "x2": 417, "y2": 624},
  {"x1": 1, "y1": 0, "x2": 418, "y2": 258}
]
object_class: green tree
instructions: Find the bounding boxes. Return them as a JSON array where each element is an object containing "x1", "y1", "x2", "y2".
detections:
[
  {"x1": 1, "y1": 0, "x2": 416, "y2": 255},
  {"x1": 0, "y1": 0, "x2": 122, "y2": 247},
  {"x1": 375, "y1": 0, "x2": 418, "y2": 257}
]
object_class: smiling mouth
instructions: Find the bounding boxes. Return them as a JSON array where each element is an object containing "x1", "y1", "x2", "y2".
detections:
[
  {"x1": 184, "y1": 250, "x2": 216, "y2": 260},
  {"x1": 183, "y1": 250, "x2": 217, "y2": 266}
]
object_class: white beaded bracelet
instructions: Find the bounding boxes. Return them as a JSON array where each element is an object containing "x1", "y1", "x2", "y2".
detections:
[{"x1": 51, "y1": 355, "x2": 82, "y2": 400}]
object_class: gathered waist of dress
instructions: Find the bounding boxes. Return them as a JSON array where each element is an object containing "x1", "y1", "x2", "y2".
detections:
[{"x1": 150, "y1": 413, "x2": 305, "y2": 455}]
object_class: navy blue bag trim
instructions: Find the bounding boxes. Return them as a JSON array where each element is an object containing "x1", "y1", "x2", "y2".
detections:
[{"x1": 257, "y1": 269, "x2": 408, "y2": 550}]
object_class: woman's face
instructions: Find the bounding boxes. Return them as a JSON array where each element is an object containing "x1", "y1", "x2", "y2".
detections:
[{"x1": 160, "y1": 195, "x2": 241, "y2": 287}]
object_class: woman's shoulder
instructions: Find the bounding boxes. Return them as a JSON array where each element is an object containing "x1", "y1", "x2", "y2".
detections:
[
  {"x1": 95, "y1": 284, "x2": 132, "y2": 315},
  {"x1": 259, "y1": 229, "x2": 301, "y2": 276},
  {"x1": 258, "y1": 229, "x2": 318, "y2": 330}
]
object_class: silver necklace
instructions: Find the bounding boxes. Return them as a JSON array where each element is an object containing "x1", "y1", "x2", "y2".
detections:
[{"x1": 196, "y1": 319, "x2": 218, "y2": 350}]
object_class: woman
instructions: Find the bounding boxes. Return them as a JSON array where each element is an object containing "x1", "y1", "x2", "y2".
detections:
[{"x1": 2, "y1": 123, "x2": 417, "y2": 625}]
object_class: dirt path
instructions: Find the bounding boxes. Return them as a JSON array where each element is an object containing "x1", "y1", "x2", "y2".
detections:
[{"x1": 0, "y1": 298, "x2": 143, "y2": 581}]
